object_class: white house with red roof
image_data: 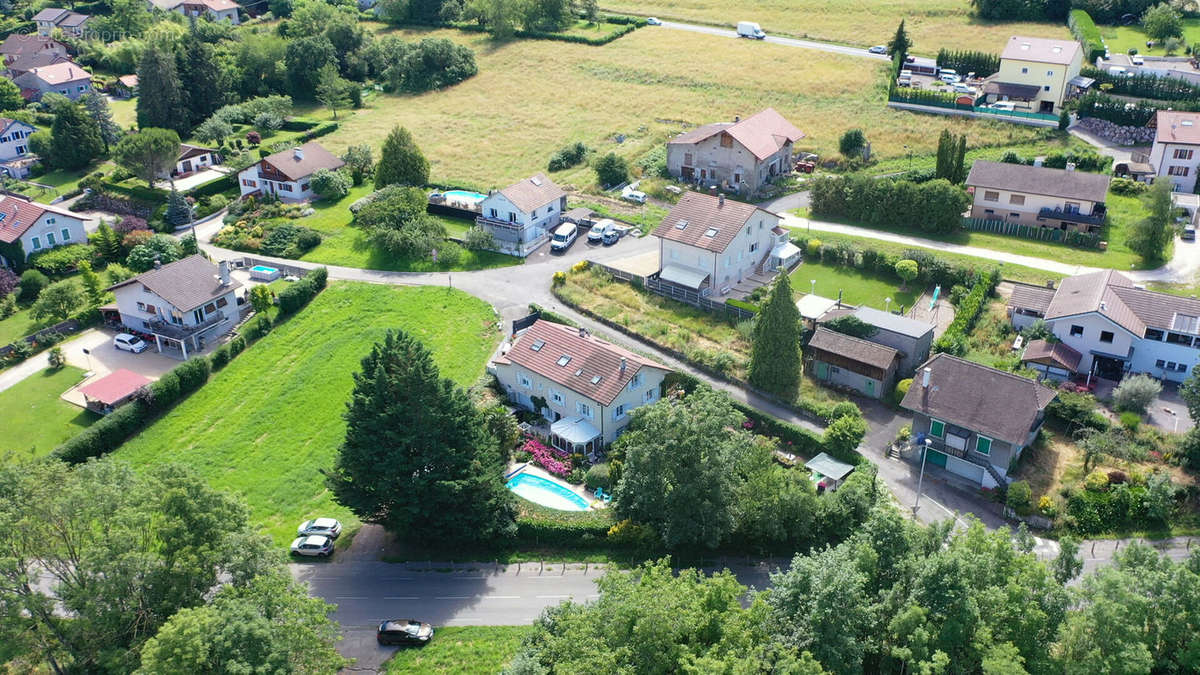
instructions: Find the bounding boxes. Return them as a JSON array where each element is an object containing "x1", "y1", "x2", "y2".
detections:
[
  {"x1": 490, "y1": 319, "x2": 671, "y2": 452},
  {"x1": 12, "y1": 60, "x2": 92, "y2": 100},
  {"x1": 238, "y1": 142, "x2": 344, "y2": 202},
  {"x1": 0, "y1": 118, "x2": 38, "y2": 178},
  {"x1": 666, "y1": 108, "x2": 804, "y2": 195},
  {"x1": 476, "y1": 173, "x2": 567, "y2": 257},
  {"x1": 1149, "y1": 110, "x2": 1200, "y2": 193},
  {"x1": 148, "y1": 0, "x2": 240, "y2": 24},
  {"x1": 0, "y1": 194, "x2": 87, "y2": 267}
]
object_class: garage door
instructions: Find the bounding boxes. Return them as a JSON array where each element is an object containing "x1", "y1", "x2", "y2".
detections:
[
  {"x1": 927, "y1": 449, "x2": 947, "y2": 467},
  {"x1": 947, "y1": 456, "x2": 984, "y2": 485}
]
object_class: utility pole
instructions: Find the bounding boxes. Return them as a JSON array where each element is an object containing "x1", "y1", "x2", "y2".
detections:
[{"x1": 913, "y1": 438, "x2": 931, "y2": 518}]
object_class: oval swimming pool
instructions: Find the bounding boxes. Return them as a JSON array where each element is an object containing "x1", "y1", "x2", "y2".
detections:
[{"x1": 506, "y1": 472, "x2": 590, "y2": 511}]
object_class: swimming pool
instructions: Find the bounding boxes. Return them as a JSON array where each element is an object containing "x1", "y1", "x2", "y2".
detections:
[
  {"x1": 443, "y1": 189, "x2": 487, "y2": 203},
  {"x1": 506, "y1": 472, "x2": 591, "y2": 511},
  {"x1": 249, "y1": 265, "x2": 279, "y2": 281}
]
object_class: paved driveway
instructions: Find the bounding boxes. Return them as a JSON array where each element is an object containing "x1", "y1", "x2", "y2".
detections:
[{"x1": 57, "y1": 329, "x2": 187, "y2": 408}]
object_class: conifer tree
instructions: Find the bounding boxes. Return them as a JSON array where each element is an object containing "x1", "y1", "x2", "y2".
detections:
[
  {"x1": 887, "y1": 19, "x2": 912, "y2": 60},
  {"x1": 374, "y1": 125, "x2": 430, "y2": 189},
  {"x1": 81, "y1": 92, "x2": 123, "y2": 151},
  {"x1": 748, "y1": 274, "x2": 802, "y2": 400},
  {"x1": 166, "y1": 189, "x2": 191, "y2": 227},
  {"x1": 49, "y1": 102, "x2": 103, "y2": 170},
  {"x1": 137, "y1": 45, "x2": 188, "y2": 135}
]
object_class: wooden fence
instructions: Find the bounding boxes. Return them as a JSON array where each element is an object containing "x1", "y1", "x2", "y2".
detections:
[
  {"x1": 963, "y1": 217, "x2": 1102, "y2": 249},
  {"x1": 643, "y1": 277, "x2": 757, "y2": 322}
]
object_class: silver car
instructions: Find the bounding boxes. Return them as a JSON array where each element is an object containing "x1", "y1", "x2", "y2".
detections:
[
  {"x1": 114, "y1": 333, "x2": 149, "y2": 353},
  {"x1": 290, "y1": 534, "x2": 334, "y2": 557},
  {"x1": 298, "y1": 517, "x2": 343, "y2": 539}
]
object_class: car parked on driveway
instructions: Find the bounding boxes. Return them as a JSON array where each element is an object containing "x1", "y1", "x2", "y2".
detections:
[
  {"x1": 868, "y1": 45, "x2": 887, "y2": 54},
  {"x1": 298, "y1": 518, "x2": 343, "y2": 539},
  {"x1": 1184, "y1": 226, "x2": 1196, "y2": 241},
  {"x1": 587, "y1": 218, "x2": 616, "y2": 244},
  {"x1": 114, "y1": 333, "x2": 149, "y2": 353},
  {"x1": 378, "y1": 619, "x2": 434, "y2": 646},
  {"x1": 550, "y1": 222, "x2": 578, "y2": 253},
  {"x1": 290, "y1": 534, "x2": 334, "y2": 557}
]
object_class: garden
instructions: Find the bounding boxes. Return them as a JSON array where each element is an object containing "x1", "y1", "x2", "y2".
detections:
[
  {"x1": 788, "y1": 259, "x2": 920, "y2": 312},
  {"x1": 0, "y1": 365, "x2": 97, "y2": 465},
  {"x1": 383, "y1": 626, "x2": 532, "y2": 674}
]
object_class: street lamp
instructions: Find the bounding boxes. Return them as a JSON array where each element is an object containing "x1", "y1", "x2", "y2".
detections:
[
  {"x1": 913, "y1": 438, "x2": 931, "y2": 517},
  {"x1": 1164, "y1": 407, "x2": 1180, "y2": 433},
  {"x1": 885, "y1": 297, "x2": 892, "y2": 313},
  {"x1": 810, "y1": 279, "x2": 816, "y2": 295}
]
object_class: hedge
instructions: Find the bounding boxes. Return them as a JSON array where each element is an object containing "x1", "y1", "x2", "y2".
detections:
[
  {"x1": 809, "y1": 174, "x2": 970, "y2": 235},
  {"x1": 300, "y1": 122, "x2": 339, "y2": 142},
  {"x1": 725, "y1": 298, "x2": 760, "y2": 314},
  {"x1": 186, "y1": 172, "x2": 238, "y2": 199},
  {"x1": 1075, "y1": 91, "x2": 1160, "y2": 128},
  {"x1": 1082, "y1": 65, "x2": 1200, "y2": 102},
  {"x1": 936, "y1": 49, "x2": 1000, "y2": 78},
  {"x1": 408, "y1": 17, "x2": 640, "y2": 46},
  {"x1": 276, "y1": 266, "x2": 327, "y2": 315},
  {"x1": 515, "y1": 501, "x2": 614, "y2": 547},
  {"x1": 280, "y1": 118, "x2": 319, "y2": 132},
  {"x1": 1068, "y1": 10, "x2": 1104, "y2": 63}
]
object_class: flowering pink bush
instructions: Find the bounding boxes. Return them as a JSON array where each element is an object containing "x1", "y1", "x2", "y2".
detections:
[
  {"x1": 114, "y1": 216, "x2": 150, "y2": 234},
  {"x1": 521, "y1": 438, "x2": 571, "y2": 477}
]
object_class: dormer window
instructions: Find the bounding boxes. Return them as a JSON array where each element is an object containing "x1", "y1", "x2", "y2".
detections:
[{"x1": 557, "y1": 355, "x2": 571, "y2": 366}]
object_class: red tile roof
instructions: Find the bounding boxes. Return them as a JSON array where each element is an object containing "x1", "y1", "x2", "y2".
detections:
[
  {"x1": 651, "y1": 191, "x2": 775, "y2": 254},
  {"x1": 258, "y1": 142, "x2": 344, "y2": 182},
  {"x1": 668, "y1": 108, "x2": 804, "y2": 161},
  {"x1": 0, "y1": 34, "x2": 67, "y2": 58},
  {"x1": 78, "y1": 369, "x2": 152, "y2": 406},
  {"x1": 1021, "y1": 339, "x2": 1082, "y2": 372},
  {"x1": 493, "y1": 320, "x2": 670, "y2": 406},
  {"x1": 0, "y1": 195, "x2": 82, "y2": 244}
]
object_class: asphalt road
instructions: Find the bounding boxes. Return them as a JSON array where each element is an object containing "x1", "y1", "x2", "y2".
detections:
[{"x1": 657, "y1": 21, "x2": 890, "y2": 61}]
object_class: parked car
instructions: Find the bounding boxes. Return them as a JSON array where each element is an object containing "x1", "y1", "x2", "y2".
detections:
[
  {"x1": 378, "y1": 619, "x2": 434, "y2": 646},
  {"x1": 550, "y1": 223, "x2": 578, "y2": 253},
  {"x1": 622, "y1": 189, "x2": 647, "y2": 204},
  {"x1": 587, "y1": 218, "x2": 616, "y2": 244},
  {"x1": 290, "y1": 534, "x2": 334, "y2": 557},
  {"x1": 938, "y1": 73, "x2": 961, "y2": 84},
  {"x1": 736, "y1": 21, "x2": 765, "y2": 39},
  {"x1": 951, "y1": 83, "x2": 973, "y2": 94},
  {"x1": 298, "y1": 517, "x2": 343, "y2": 539},
  {"x1": 1184, "y1": 226, "x2": 1196, "y2": 241},
  {"x1": 114, "y1": 333, "x2": 149, "y2": 353},
  {"x1": 988, "y1": 101, "x2": 1016, "y2": 111},
  {"x1": 868, "y1": 45, "x2": 887, "y2": 54},
  {"x1": 646, "y1": 16, "x2": 661, "y2": 25}
]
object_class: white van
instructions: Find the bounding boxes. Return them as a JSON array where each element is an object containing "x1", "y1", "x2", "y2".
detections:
[
  {"x1": 550, "y1": 223, "x2": 578, "y2": 253},
  {"x1": 737, "y1": 21, "x2": 765, "y2": 39}
]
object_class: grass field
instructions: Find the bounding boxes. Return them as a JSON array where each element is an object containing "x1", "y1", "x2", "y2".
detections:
[
  {"x1": 383, "y1": 626, "x2": 532, "y2": 674},
  {"x1": 0, "y1": 277, "x2": 87, "y2": 346},
  {"x1": 0, "y1": 366, "x2": 96, "y2": 465},
  {"x1": 109, "y1": 96, "x2": 137, "y2": 129},
  {"x1": 1101, "y1": 18, "x2": 1200, "y2": 56},
  {"x1": 319, "y1": 27, "x2": 1045, "y2": 189},
  {"x1": 789, "y1": 260, "x2": 920, "y2": 311},
  {"x1": 113, "y1": 283, "x2": 502, "y2": 544},
  {"x1": 599, "y1": 0, "x2": 1070, "y2": 52}
]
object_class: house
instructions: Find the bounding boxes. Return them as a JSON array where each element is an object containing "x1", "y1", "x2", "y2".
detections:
[
  {"x1": 818, "y1": 305, "x2": 935, "y2": 377},
  {"x1": 32, "y1": 8, "x2": 91, "y2": 37},
  {"x1": 237, "y1": 142, "x2": 344, "y2": 202},
  {"x1": 13, "y1": 60, "x2": 92, "y2": 101},
  {"x1": 475, "y1": 173, "x2": 566, "y2": 257},
  {"x1": 4, "y1": 51, "x2": 70, "y2": 80},
  {"x1": 1007, "y1": 281, "x2": 1057, "y2": 331},
  {"x1": 806, "y1": 326, "x2": 900, "y2": 399},
  {"x1": 1020, "y1": 339, "x2": 1083, "y2": 382},
  {"x1": 666, "y1": 108, "x2": 804, "y2": 195},
  {"x1": 78, "y1": 369, "x2": 152, "y2": 414},
  {"x1": 489, "y1": 319, "x2": 671, "y2": 452},
  {"x1": 1010, "y1": 269, "x2": 1200, "y2": 382},
  {"x1": 0, "y1": 118, "x2": 38, "y2": 178},
  {"x1": 111, "y1": 74, "x2": 138, "y2": 98},
  {"x1": 0, "y1": 35, "x2": 68, "y2": 65},
  {"x1": 172, "y1": 144, "x2": 219, "y2": 177},
  {"x1": 805, "y1": 452, "x2": 856, "y2": 492},
  {"x1": 107, "y1": 256, "x2": 242, "y2": 359},
  {"x1": 980, "y1": 36, "x2": 1084, "y2": 114},
  {"x1": 901, "y1": 353, "x2": 1057, "y2": 488},
  {"x1": 0, "y1": 194, "x2": 88, "y2": 268},
  {"x1": 965, "y1": 160, "x2": 1110, "y2": 232},
  {"x1": 1148, "y1": 110, "x2": 1200, "y2": 193},
  {"x1": 651, "y1": 191, "x2": 793, "y2": 297},
  {"x1": 148, "y1": 0, "x2": 240, "y2": 23}
]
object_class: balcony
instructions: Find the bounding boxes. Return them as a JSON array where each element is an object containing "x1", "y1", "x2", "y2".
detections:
[
  {"x1": 146, "y1": 310, "x2": 226, "y2": 340},
  {"x1": 476, "y1": 215, "x2": 529, "y2": 231},
  {"x1": 1037, "y1": 206, "x2": 1105, "y2": 227}
]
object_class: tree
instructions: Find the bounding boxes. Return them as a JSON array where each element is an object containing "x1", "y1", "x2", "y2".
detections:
[
  {"x1": 165, "y1": 189, "x2": 192, "y2": 226},
  {"x1": 269, "y1": 0, "x2": 294, "y2": 16},
  {"x1": 81, "y1": 92, "x2": 123, "y2": 151},
  {"x1": 1128, "y1": 172, "x2": 1174, "y2": 263},
  {"x1": 314, "y1": 64, "x2": 351, "y2": 119},
  {"x1": 1111, "y1": 373, "x2": 1162, "y2": 414},
  {"x1": 341, "y1": 144, "x2": 374, "y2": 184},
  {"x1": 825, "y1": 315, "x2": 878, "y2": 339},
  {"x1": 1052, "y1": 535, "x2": 1084, "y2": 584},
  {"x1": 839, "y1": 128, "x2": 867, "y2": 159},
  {"x1": 78, "y1": 259, "x2": 105, "y2": 305},
  {"x1": 285, "y1": 36, "x2": 337, "y2": 99},
  {"x1": 176, "y1": 36, "x2": 227, "y2": 128},
  {"x1": 47, "y1": 345, "x2": 65, "y2": 368},
  {"x1": 593, "y1": 152, "x2": 629, "y2": 187},
  {"x1": 1143, "y1": 3, "x2": 1183, "y2": 42},
  {"x1": 30, "y1": 279, "x2": 84, "y2": 320},
  {"x1": 18, "y1": 269, "x2": 48, "y2": 301},
  {"x1": 113, "y1": 128, "x2": 182, "y2": 188},
  {"x1": 611, "y1": 388, "x2": 748, "y2": 549},
  {"x1": 748, "y1": 273, "x2": 802, "y2": 400},
  {"x1": 310, "y1": 168, "x2": 351, "y2": 200},
  {"x1": 887, "y1": 19, "x2": 912, "y2": 59},
  {"x1": 193, "y1": 116, "x2": 234, "y2": 146},
  {"x1": 1077, "y1": 427, "x2": 1136, "y2": 473},
  {"x1": 824, "y1": 414, "x2": 867, "y2": 457},
  {"x1": 467, "y1": 0, "x2": 520, "y2": 38},
  {"x1": 0, "y1": 78, "x2": 22, "y2": 112},
  {"x1": 326, "y1": 329, "x2": 517, "y2": 545},
  {"x1": 1059, "y1": 109, "x2": 1071, "y2": 131},
  {"x1": 49, "y1": 102, "x2": 104, "y2": 170},
  {"x1": 375, "y1": 125, "x2": 430, "y2": 188},
  {"x1": 895, "y1": 259, "x2": 919, "y2": 290},
  {"x1": 136, "y1": 45, "x2": 188, "y2": 135},
  {"x1": 249, "y1": 284, "x2": 273, "y2": 314},
  {"x1": 126, "y1": 234, "x2": 184, "y2": 272},
  {"x1": 1180, "y1": 364, "x2": 1200, "y2": 423},
  {"x1": 90, "y1": 222, "x2": 124, "y2": 262},
  {"x1": 138, "y1": 571, "x2": 347, "y2": 673},
  {"x1": 97, "y1": 0, "x2": 152, "y2": 39}
]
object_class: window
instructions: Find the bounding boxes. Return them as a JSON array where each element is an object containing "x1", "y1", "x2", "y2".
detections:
[
  {"x1": 983, "y1": 191, "x2": 999, "y2": 202},
  {"x1": 929, "y1": 419, "x2": 945, "y2": 438},
  {"x1": 46, "y1": 217, "x2": 55, "y2": 225},
  {"x1": 216, "y1": 297, "x2": 228, "y2": 308},
  {"x1": 45, "y1": 232, "x2": 55, "y2": 246},
  {"x1": 136, "y1": 301, "x2": 147, "y2": 312},
  {"x1": 1175, "y1": 148, "x2": 1194, "y2": 160},
  {"x1": 704, "y1": 227, "x2": 719, "y2": 238},
  {"x1": 1099, "y1": 330, "x2": 1114, "y2": 343},
  {"x1": 749, "y1": 242, "x2": 758, "y2": 253},
  {"x1": 984, "y1": 209, "x2": 995, "y2": 215},
  {"x1": 1167, "y1": 332, "x2": 1194, "y2": 346},
  {"x1": 1021, "y1": 67, "x2": 1028, "y2": 74},
  {"x1": 1064, "y1": 202, "x2": 1080, "y2": 214},
  {"x1": 1169, "y1": 166, "x2": 1191, "y2": 177},
  {"x1": 30, "y1": 236, "x2": 40, "y2": 250},
  {"x1": 1009, "y1": 194, "x2": 1025, "y2": 205},
  {"x1": 60, "y1": 228, "x2": 70, "y2": 241},
  {"x1": 518, "y1": 374, "x2": 532, "y2": 388},
  {"x1": 1043, "y1": 86, "x2": 1051, "y2": 92},
  {"x1": 489, "y1": 208, "x2": 497, "y2": 218},
  {"x1": 204, "y1": 302, "x2": 216, "y2": 313},
  {"x1": 644, "y1": 388, "x2": 656, "y2": 402},
  {"x1": 628, "y1": 372, "x2": 643, "y2": 390},
  {"x1": 576, "y1": 402, "x2": 593, "y2": 419},
  {"x1": 1180, "y1": 363, "x2": 1190, "y2": 372},
  {"x1": 720, "y1": 134, "x2": 733, "y2": 148},
  {"x1": 551, "y1": 390, "x2": 564, "y2": 405},
  {"x1": 1146, "y1": 328, "x2": 1165, "y2": 341},
  {"x1": 1070, "y1": 325, "x2": 1084, "y2": 337},
  {"x1": 556, "y1": 355, "x2": 571, "y2": 366},
  {"x1": 975, "y1": 436, "x2": 992, "y2": 456},
  {"x1": 530, "y1": 339, "x2": 545, "y2": 352},
  {"x1": 613, "y1": 404, "x2": 626, "y2": 420},
  {"x1": 1046, "y1": 70, "x2": 1053, "y2": 76},
  {"x1": 684, "y1": 153, "x2": 693, "y2": 165},
  {"x1": 300, "y1": 183, "x2": 310, "y2": 192},
  {"x1": 279, "y1": 183, "x2": 291, "y2": 192},
  {"x1": 1168, "y1": 361, "x2": 1177, "y2": 370},
  {"x1": 242, "y1": 179, "x2": 256, "y2": 187},
  {"x1": 1157, "y1": 359, "x2": 1166, "y2": 368}
]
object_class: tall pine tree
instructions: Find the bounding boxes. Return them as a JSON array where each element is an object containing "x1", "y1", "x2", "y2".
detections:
[
  {"x1": 81, "y1": 92, "x2": 123, "y2": 151},
  {"x1": 137, "y1": 45, "x2": 188, "y2": 135},
  {"x1": 326, "y1": 329, "x2": 517, "y2": 545},
  {"x1": 374, "y1": 125, "x2": 429, "y2": 189},
  {"x1": 887, "y1": 19, "x2": 911, "y2": 60},
  {"x1": 176, "y1": 35, "x2": 225, "y2": 128},
  {"x1": 749, "y1": 273, "x2": 802, "y2": 400},
  {"x1": 49, "y1": 102, "x2": 104, "y2": 170}
]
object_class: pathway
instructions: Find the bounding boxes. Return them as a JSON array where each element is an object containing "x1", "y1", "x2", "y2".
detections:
[
  {"x1": 656, "y1": 20, "x2": 890, "y2": 61},
  {"x1": 0, "y1": 349, "x2": 51, "y2": 395}
]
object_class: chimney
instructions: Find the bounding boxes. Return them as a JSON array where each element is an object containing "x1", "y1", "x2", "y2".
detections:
[
  {"x1": 1066, "y1": 162, "x2": 1076, "y2": 172},
  {"x1": 922, "y1": 367, "x2": 931, "y2": 388},
  {"x1": 734, "y1": 115, "x2": 740, "y2": 123},
  {"x1": 1045, "y1": 280, "x2": 1055, "y2": 289},
  {"x1": 620, "y1": 357, "x2": 627, "y2": 372},
  {"x1": 718, "y1": 193, "x2": 725, "y2": 207},
  {"x1": 218, "y1": 260, "x2": 230, "y2": 286},
  {"x1": 153, "y1": 258, "x2": 161, "y2": 270},
  {"x1": 578, "y1": 326, "x2": 587, "y2": 338},
  {"x1": 293, "y1": 147, "x2": 303, "y2": 160}
]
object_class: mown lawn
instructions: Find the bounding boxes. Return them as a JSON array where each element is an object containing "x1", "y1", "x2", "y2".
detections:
[
  {"x1": 113, "y1": 283, "x2": 502, "y2": 544},
  {"x1": 320, "y1": 27, "x2": 1046, "y2": 188},
  {"x1": 109, "y1": 96, "x2": 137, "y2": 129},
  {"x1": 1101, "y1": 18, "x2": 1200, "y2": 57},
  {"x1": 789, "y1": 260, "x2": 920, "y2": 312},
  {"x1": 383, "y1": 626, "x2": 532, "y2": 674},
  {"x1": 0, "y1": 366, "x2": 96, "y2": 465},
  {"x1": 0, "y1": 276, "x2": 87, "y2": 346}
]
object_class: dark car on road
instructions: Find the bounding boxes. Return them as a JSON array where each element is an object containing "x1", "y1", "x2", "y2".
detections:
[{"x1": 377, "y1": 619, "x2": 434, "y2": 646}]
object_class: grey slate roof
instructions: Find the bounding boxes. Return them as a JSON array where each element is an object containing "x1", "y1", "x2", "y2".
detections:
[
  {"x1": 259, "y1": 142, "x2": 344, "y2": 182},
  {"x1": 966, "y1": 160, "x2": 1111, "y2": 203},
  {"x1": 1021, "y1": 339, "x2": 1082, "y2": 372},
  {"x1": 900, "y1": 353, "x2": 1057, "y2": 445},
  {"x1": 853, "y1": 306, "x2": 935, "y2": 339},
  {"x1": 1008, "y1": 283, "x2": 1057, "y2": 314},
  {"x1": 107, "y1": 255, "x2": 242, "y2": 312},
  {"x1": 808, "y1": 326, "x2": 899, "y2": 371},
  {"x1": 496, "y1": 174, "x2": 565, "y2": 214}
]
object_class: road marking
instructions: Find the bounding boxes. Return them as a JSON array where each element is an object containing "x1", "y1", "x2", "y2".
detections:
[
  {"x1": 335, "y1": 596, "x2": 368, "y2": 600},
  {"x1": 435, "y1": 595, "x2": 469, "y2": 600},
  {"x1": 536, "y1": 594, "x2": 572, "y2": 599},
  {"x1": 482, "y1": 595, "x2": 520, "y2": 599},
  {"x1": 383, "y1": 596, "x2": 418, "y2": 600}
]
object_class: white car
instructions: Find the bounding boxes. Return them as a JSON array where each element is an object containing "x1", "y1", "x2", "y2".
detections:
[
  {"x1": 646, "y1": 17, "x2": 662, "y2": 25},
  {"x1": 622, "y1": 189, "x2": 647, "y2": 204},
  {"x1": 939, "y1": 73, "x2": 961, "y2": 84},
  {"x1": 951, "y1": 83, "x2": 973, "y2": 94},
  {"x1": 290, "y1": 534, "x2": 334, "y2": 557},
  {"x1": 114, "y1": 333, "x2": 149, "y2": 353},
  {"x1": 988, "y1": 101, "x2": 1016, "y2": 111},
  {"x1": 868, "y1": 45, "x2": 888, "y2": 54},
  {"x1": 298, "y1": 518, "x2": 343, "y2": 539}
]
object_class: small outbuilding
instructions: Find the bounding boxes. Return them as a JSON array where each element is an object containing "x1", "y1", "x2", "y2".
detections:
[
  {"x1": 796, "y1": 294, "x2": 838, "y2": 328},
  {"x1": 805, "y1": 452, "x2": 856, "y2": 492},
  {"x1": 807, "y1": 326, "x2": 900, "y2": 399},
  {"x1": 77, "y1": 368, "x2": 151, "y2": 414},
  {"x1": 1020, "y1": 339, "x2": 1082, "y2": 382}
]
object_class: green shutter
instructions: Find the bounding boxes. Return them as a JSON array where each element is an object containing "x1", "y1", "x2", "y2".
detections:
[
  {"x1": 930, "y1": 419, "x2": 945, "y2": 438},
  {"x1": 976, "y1": 436, "x2": 992, "y2": 456}
]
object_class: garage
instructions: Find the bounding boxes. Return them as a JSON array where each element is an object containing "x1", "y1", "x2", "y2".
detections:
[
  {"x1": 946, "y1": 455, "x2": 985, "y2": 484},
  {"x1": 926, "y1": 449, "x2": 947, "y2": 467}
]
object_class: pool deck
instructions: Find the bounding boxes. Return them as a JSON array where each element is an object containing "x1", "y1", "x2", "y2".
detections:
[{"x1": 507, "y1": 462, "x2": 605, "y2": 510}]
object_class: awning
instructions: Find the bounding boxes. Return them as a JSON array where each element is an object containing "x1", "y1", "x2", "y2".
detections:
[
  {"x1": 1068, "y1": 75, "x2": 1095, "y2": 89},
  {"x1": 659, "y1": 264, "x2": 709, "y2": 290},
  {"x1": 805, "y1": 452, "x2": 855, "y2": 481},
  {"x1": 982, "y1": 81, "x2": 1041, "y2": 99},
  {"x1": 771, "y1": 240, "x2": 801, "y2": 261},
  {"x1": 795, "y1": 294, "x2": 838, "y2": 321},
  {"x1": 551, "y1": 416, "x2": 601, "y2": 444}
]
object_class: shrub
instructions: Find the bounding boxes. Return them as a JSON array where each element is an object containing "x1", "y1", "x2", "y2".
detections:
[
  {"x1": 1006, "y1": 479, "x2": 1033, "y2": 515},
  {"x1": 548, "y1": 141, "x2": 589, "y2": 172},
  {"x1": 47, "y1": 346, "x2": 65, "y2": 368},
  {"x1": 210, "y1": 345, "x2": 231, "y2": 370},
  {"x1": 29, "y1": 244, "x2": 96, "y2": 275},
  {"x1": 242, "y1": 314, "x2": 273, "y2": 342},
  {"x1": 1047, "y1": 390, "x2": 1109, "y2": 433},
  {"x1": 606, "y1": 518, "x2": 660, "y2": 550},
  {"x1": 521, "y1": 437, "x2": 570, "y2": 476},
  {"x1": 1107, "y1": 470, "x2": 1128, "y2": 485},
  {"x1": 830, "y1": 401, "x2": 862, "y2": 420},
  {"x1": 1085, "y1": 470, "x2": 1110, "y2": 492},
  {"x1": 1110, "y1": 177, "x2": 1150, "y2": 196},
  {"x1": 566, "y1": 468, "x2": 586, "y2": 485},
  {"x1": 1119, "y1": 410, "x2": 1142, "y2": 431},
  {"x1": 310, "y1": 168, "x2": 352, "y2": 200},
  {"x1": 276, "y1": 267, "x2": 328, "y2": 315},
  {"x1": 594, "y1": 152, "x2": 629, "y2": 187},
  {"x1": 584, "y1": 462, "x2": 611, "y2": 491},
  {"x1": 1111, "y1": 374, "x2": 1161, "y2": 414},
  {"x1": 18, "y1": 269, "x2": 49, "y2": 301},
  {"x1": 0, "y1": 294, "x2": 15, "y2": 320},
  {"x1": 809, "y1": 174, "x2": 969, "y2": 235}
]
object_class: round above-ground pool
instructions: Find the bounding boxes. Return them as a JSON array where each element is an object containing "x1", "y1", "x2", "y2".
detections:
[{"x1": 506, "y1": 471, "x2": 590, "y2": 511}]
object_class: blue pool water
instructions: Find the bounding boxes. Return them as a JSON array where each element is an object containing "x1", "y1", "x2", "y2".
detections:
[
  {"x1": 506, "y1": 472, "x2": 590, "y2": 511},
  {"x1": 250, "y1": 265, "x2": 277, "y2": 273},
  {"x1": 443, "y1": 189, "x2": 487, "y2": 203}
]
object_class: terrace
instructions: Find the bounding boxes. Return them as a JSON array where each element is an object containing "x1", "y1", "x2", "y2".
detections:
[{"x1": 1038, "y1": 205, "x2": 1105, "y2": 228}]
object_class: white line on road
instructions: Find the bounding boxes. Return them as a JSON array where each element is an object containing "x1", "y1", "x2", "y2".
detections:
[
  {"x1": 335, "y1": 596, "x2": 368, "y2": 600},
  {"x1": 536, "y1": 594, "x2": 572, "y2": 599},
  {"x1": 383, "y1": 596, "x2": 418, "y2": 600},
  {"x1": 482, "y1": 595, "x2": 521, "y2": 599},
  {"x1": 435, "y1": 595, "x2": 470, "y2": 600}
]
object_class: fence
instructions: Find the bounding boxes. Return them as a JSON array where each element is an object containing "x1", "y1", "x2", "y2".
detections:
[
  {"x1": 643, "y1": 277, "x2": 757, "y2": 321},
  {"x1": 234, "y1": 256, "x2": 316, "y2": 279},
  {"x1": 963, "y1": 217, "x2": 1102, "y2": 248},
  {"x1": 589, "y1": 261, "x2": 643, "y2": 284},
  {"x1": 886, "y1": 91, "x2": 1060, "y2": 127},
  {"x1": 0, "y1": 318, "x2": 82, "y2": 357}
]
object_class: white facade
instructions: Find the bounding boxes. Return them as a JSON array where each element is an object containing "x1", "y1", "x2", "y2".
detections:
[
  {"x1": 112, "y1": 281, "x2": 238, "y2": 357},
  {"x1": 657, "y1": 209, "x2": 781, "y2": 291},
  {"x1": 479, "y1": 191, "x2": 563, "y2": 232},
  {"x1": 19, "y1": 211, "x2": 86, "y2": 259},
  {"x1": 969, "y1": 183, "x2": 1104, "y2": 231},
  {"x1": 0, "y1": 120, "x2": 35, "y2": 162},
  {"x1": 493, "y1": 361, "x2": 666, "y2": 446},
  {"x1": 666, "y1": 133, "x2": 793, "y2": 194},
  {"x1": 1149, "y1": 139, "x2": 1200, "y2": 193},
  {"x1": 175, "y1": 150, "x2": 217, "y2": 175},
  {"x1": 1048, "y1": 312, "x2": 1200, "y2": 383},
  {"x1": 13, "y1": 70, "x2": 91, "y2": 101},
  {"x1": 237, "y1": 164, "x2": 315, "y2": 202}
]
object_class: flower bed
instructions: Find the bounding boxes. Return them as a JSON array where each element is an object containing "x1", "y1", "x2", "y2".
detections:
[{"x1": 521, "y1": 437, "x2": 571, "y2": 476}]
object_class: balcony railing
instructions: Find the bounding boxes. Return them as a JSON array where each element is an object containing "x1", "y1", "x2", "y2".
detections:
[
  {"x1": 476, "y1": 215, "x2": 530, "y2": 231},
  {"x1": 147, "y1": 310, "x2": 226, "y2": 340},
  {"x1": 1037, "y1": 206, "x2": 1105, "y2": 226}
]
